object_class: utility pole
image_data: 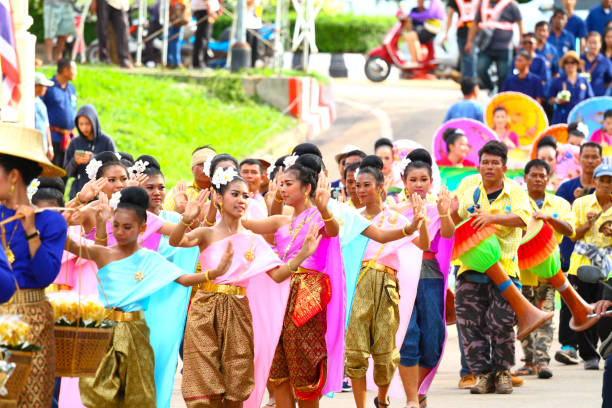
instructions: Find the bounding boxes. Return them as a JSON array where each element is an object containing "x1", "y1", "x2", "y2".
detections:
[{"x1": 230, "y1": 0, "x2": 252, "y2": 71}]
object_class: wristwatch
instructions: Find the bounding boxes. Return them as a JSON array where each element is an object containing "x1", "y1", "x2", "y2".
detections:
[{"x1": 26, "y1": 230, "x2": 40, "y2": 240}]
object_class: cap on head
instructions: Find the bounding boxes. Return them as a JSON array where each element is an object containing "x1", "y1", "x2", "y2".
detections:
[
  {"x1": 594, "y1": 163, "x2": 612, "y2": 178},
  {"x1": 35, "y1": 72, "x2": 54, "y2": 87}
]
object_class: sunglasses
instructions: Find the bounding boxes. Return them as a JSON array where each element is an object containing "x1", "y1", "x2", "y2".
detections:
[{"x1": 565, "y1": 60, "x2": 579, "y2": 65}]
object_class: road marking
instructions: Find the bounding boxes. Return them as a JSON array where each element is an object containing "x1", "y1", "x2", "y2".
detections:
[{"x1": 335, "y1": 98, "x2": 393, "y2": 141}]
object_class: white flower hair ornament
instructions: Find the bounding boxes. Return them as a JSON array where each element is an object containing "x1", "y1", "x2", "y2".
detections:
[
  {"x1": 128, "y1": 160, "x2": 149, "y2": 178},
  {"x1": 114, "y1": 152, "x2": 122, "y2": 161},
  {"x1": 109, "y1": 192, "x2": 122, "y2": 210},
  {"x1": 576, "y1": 122, "x2": 589, "y2": 138},
  {"x1": 211, "y1": 167, "x2": 239, "y2": 190},
  {"x1": 85, "y1": 159, "x2": 103, "y2": 180},
  {"x1": 354, "y1": 168, "x2": 360, "y2": 180},
  {"x1": 27, "y1": 179, "x2": 40, "y2": 201},
  {"x1": 267, "y1": 164, "x2": 276, "y2": 179},
  {"x1": 283, "y1": 154, "x2": 298, "y2": 168},
  {"x1": 400, "y1": 156, "x2": 412, "y2": 173},
  {"x1": 203, "y1": 156, "x2": 213, "y2": 177}
]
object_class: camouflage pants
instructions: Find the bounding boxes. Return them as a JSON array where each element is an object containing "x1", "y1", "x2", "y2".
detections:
[
  {"x1": 520, "y1": 282, "x2": 555, "y2": 364},
  {"x1": 455, "y1": 275, "x2": 517, "y2": 374}
]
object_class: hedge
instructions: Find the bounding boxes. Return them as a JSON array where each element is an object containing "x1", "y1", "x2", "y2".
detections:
[{"x1": 29, "y1": 3, "x2": 396, "y2": 55}]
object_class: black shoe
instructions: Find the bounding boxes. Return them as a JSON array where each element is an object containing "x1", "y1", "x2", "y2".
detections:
[{"x1": 374, "y1": 396, "x2": 390, "y2": 407}]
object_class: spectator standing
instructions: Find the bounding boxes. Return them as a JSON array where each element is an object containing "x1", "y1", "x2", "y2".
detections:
[
  {"x1": 42, "y1": 58, "x2": 77, "y2": 169},
  {"x1": 520, "y1": 33, "x2": 548, "y2": 85},
  {"x1": 64, "y1": 104, "x2": 116, "y2": 199},
  {"x1": 239, "y1": 158, "x2": 264, "y2": 198},
  {"x1": 168, "y1": 0, "x2": 190, "y2": 67},
  {"x1": 563, "y1": 0, "x2": 587, "y2": 52},
  {"x1": 443, "y1": 77, "x2": 484, "y2": 122},
  {"x1": 548, "y1": 51, "x2": 594, "y2": 125},
  {"x1": 587, "y1": 0, "x2": 612, "y2": 35},
  {"x1": 191, "y1": 0, "x2": 220, "y2": 68},
  {"x1": 246, "y1": 0, "x2": 262, "y2": 67},
  {"x1": 465, "y1": 0, "x2": 523, "y2": 91},
  {"x1": 34, "y1": 73, "x2": 55, "y2": 162},
  {"x1": 548, "y1": 8, "x2": 576, "y2": 62},
  {"x1": 91, "y1": 0, "x2": 133, "y2": 68},
  {"x1": 582, "y1": 31, "x2": 612, "y2": 96},
  {"x1": 555, "y1": 142, "x2": 601, "y2": 366},
  {"x1": 603, "y1": 27, "x2": 612, "y2": 61},
  {"x1": 500, "y1": 50, "x2": 544, "y2": 102},
  {"x1": 443, "y1": 0, "x2": 478, "y2": 78},
  {"x1": 535, "y1": 21, "x2": 560, "y2": 71},
  {"x1": 43, "y1": 0, "x2": 76, "y2": 63}
]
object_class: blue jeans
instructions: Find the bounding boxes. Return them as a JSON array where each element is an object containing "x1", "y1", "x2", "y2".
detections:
[
  {"x1": 456, "y1": 35, "x2": 475, "y2": 78},
  {"x1": 477, "y1": 48, "x2": 512, "y2": 91},
  {"x1": 604, "y1": 355, "x2": 612, "y2": 408},
  {"x1": 167, "y1": 26, "x2": 183, "y2": 66},
  {"x1": 400, "y1": 278, "x2": 445, "y2": 368}
]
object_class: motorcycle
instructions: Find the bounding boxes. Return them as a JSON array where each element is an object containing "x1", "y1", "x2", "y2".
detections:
[{"x1": 364, "y1": 9, "x2": 437, "y2": 82}]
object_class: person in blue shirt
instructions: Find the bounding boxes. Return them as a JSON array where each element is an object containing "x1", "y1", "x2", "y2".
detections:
[
  {"x1": 582, "y1": 31, "x2": 612, "y2": 96},
  {"x1": 548, "y1": 51, "x2": 595, "y2": 124},
  {"x1": 0, "y1": 250, "x2": 15, "y2": 303},
  {"x1": 34, "y1": 72, "x2": 54, "y2": 162},
  {"x1": 501, "y1": 50, "x2": 545, "y2": 102},
  {"x1": 563, "y1": 0, "x2": 587, "y2": 51},
  {"x1": 549, "y1": 8, "x2": 577, "y2": 61},
  {"x1": 519, "y1": 33, "x2": 548, "y2": 84},
  {"x1": 587, "y1": 0, "x2": 612, "y2": 35},
  {"x1": 536, "y1": 21, "x2": 560, "y2": 74},
  {"x1": 443, "y1": 77, "x2": 484, "y2": 123},
  {"x1": 41, "y1": 58, "x2": 77, "y2": 170}
]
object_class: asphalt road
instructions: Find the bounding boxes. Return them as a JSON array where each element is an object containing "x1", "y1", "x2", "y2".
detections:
[{"x1": 170, "y1": 79, "x2": 605, "y2": 408}]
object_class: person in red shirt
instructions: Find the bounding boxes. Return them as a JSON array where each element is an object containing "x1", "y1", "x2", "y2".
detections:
[{"x1": 436, "y1": 128, "x2": 476, "y2": 167}]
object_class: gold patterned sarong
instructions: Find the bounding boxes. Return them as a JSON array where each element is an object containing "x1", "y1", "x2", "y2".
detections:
[
  {"x1": 345, "y1": 266, "x2": 400, "y2": 386},
  {"x1": 182, "y1": 290, "x2": 254, "y2": 407},
  {"x1": 269, "y1": 270, "x2": 328, "y2": 401},
  {"x1": 0, "y1": 293, "x2": 56, "y2": 408},
  {"x1": 79, "y1": 320, "x2": 156, "y2": 407}
]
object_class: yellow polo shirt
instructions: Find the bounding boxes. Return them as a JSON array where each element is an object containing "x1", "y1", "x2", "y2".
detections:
[
  {"x1": 568, "y1": 194, "x2": 612, "y2": 276},
  {"x1": 162, "y1": 181, "x2": 202, "y2": 213},
  {"x1": 457, "y1": 179, "x2": 532, "y2": 278},
  {"x1": 521, "y1": 193, "x2": 575, "y2": 286}
]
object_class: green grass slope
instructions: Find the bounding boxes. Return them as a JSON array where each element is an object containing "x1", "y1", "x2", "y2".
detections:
[{"x1": 41, "y1": 66, "x2": 295, "y2": 186}]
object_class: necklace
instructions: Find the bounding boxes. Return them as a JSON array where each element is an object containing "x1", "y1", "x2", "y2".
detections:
[
  {"x1": 282, "y1": 208, "x2": 316, "y2": 261},
  {"x1": 0, "y1": 207, "x2": 19, "y2": 264}
]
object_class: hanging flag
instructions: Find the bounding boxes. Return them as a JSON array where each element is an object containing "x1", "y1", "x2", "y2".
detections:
[{"x1": 0, "y1": 0, "x2": 21, "y2": 105}]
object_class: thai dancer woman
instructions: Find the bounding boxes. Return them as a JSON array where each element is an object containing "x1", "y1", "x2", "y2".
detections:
[
  {"x1": 344, "y1": 156, "x2": 430, "y2": 408},
  {"x1": 0, "y1": 130, "x2": 67, "y2": 408},
  {"x1": 169, "y1": 167, "x2": 320, "y2": 408},
  {"x1": 393, "y1": 149, "x2": 455, "y2": 408},
  {"x1": 244, "y1": 153, "x2": 423, "y2": 408},
  {"x1": 65, "y1": 187, "x2": 230, "y2": 407}
]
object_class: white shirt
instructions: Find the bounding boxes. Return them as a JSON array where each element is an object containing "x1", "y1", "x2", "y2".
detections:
[
  {"x1": 106, "y1": 0, "x2": 129, "y2": 11},
  {"x1": 191, "y1": 0, "x2": 219, "y2": 12}
]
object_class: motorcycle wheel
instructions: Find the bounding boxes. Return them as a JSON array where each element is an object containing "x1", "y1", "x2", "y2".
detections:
[
  {"x1": 364, "y1": 56, "x2": 391, "y2": 83},
  {"x1": 86, "y1": 43, "x2": 101, "y2": 63}
]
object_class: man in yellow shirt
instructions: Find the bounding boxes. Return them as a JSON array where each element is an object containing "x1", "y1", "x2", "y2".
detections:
[
  {"x1": 453, "y1": 141, "x2": 531, "y2": 395},
  {"x1": 163, "y1": 145, "x2": 216, "y2": 213},
  {"x1": 513, "y1": 159, "x2": 574, "y2": 379},
  {"x1": 569, "y1": 163, "x2": 612, "y2": 370}
]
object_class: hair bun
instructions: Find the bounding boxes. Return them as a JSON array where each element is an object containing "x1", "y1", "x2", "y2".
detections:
[
  {"x1": 136, "y1": 155, "x2": 161, "y2": 170},
  {"x1": 292, "y1": 143, "x2": 322, "y2": 158},
  {"x1": 295, "y1": 154, "x2": 322, "y2": 176},
  {"x1": 94, "y1": 151, "x2": 121, "y2": 164},
  {"x1": 360, "y1": 155, "x2": 384, "y2": 170},
  {"x1": 537, "y1": 135, "x2": 557, "y2": 150},
  {"x1": 374, "y1": 138, "x2": 393, "y2": 150},
  {"x1": 37, "y1": 177, "x2": 65, "y2": 193},
  {"x1": 442, "y1": 128, "x2": 456, "y2": 143},
  {"x1": 408, "y1": 148, "x2": 432, "y2": 166},
  {"x1": 119, "y1": 186, "x2": 150, "y2": 210}
]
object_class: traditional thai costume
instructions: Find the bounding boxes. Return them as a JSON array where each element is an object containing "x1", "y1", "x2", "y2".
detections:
[
  {"x1": 79, "y1": 248, "x2": 187, "y2": 407},
  {"x1": 0, "y1": 206, "x2": 67, "y2": 408},
  {"x1": 268, "y1": 206, "x2": 347, "y2": 399},
  {"x1": 398, "y1": 203, "x2": 454, "y2": 395},
  {"x1": 181, "y1": 231, "x2": 290, "y2": 408},
  {"x1": 342, "y1": 207, "x2": 422, "y2": 390}
]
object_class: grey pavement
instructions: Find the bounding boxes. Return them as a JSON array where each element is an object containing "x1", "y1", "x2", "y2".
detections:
[{"x1": 170, "y1": 79, "x2": 605, "y2": 407}]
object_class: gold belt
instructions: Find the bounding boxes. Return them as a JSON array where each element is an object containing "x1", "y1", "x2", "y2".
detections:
[
  {"x1": 3, "y1": 289, "x2": 46, "y2": 305},
  {"x1": 294, "y1": 266, "x2": 318, "y2": 275},
  {"x1": 362, "y1": 261, "x2": 397, "y2": 275},
  {"x1": 104, "y1": 309, "x2": 145, "y2": 322},
  {"x1": 46, "y1": 284, "x2": 71, "y2": 293},
  {"x1": 198, "y1": 281, "x2": 246, "y2": 296}
]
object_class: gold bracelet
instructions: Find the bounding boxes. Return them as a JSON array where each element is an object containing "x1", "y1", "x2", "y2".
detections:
[
  {"x1": 74, "y1": 193, "x2": 83, "y2": 206},
  {"x1": 402, "y1": 225, "x2": 410, "y2": 237},
  {"x1": 274, "y1": 195, "x2": 283, "y2": 203},
  {"x1": 204, "y1": 269, "x2": 211, "y2": 282},
  {"x1": 438, "y1": 211, "x2": 451, "y2": 218},
  {"x1": 322, "y1": 213, "x2": 335, "y2": 222},
  {"x1": 180, "y1": 218, "x2": 192, "y2": 227},
  {"x1": 286, "y1": 260, "x2": 296, "y2": 273},
  {"x1": 204, "y1": 217, "x2": 215, "y2": 226},
  {"x1": 94, "y1": 233, "x2": 108, "y2": 240}
]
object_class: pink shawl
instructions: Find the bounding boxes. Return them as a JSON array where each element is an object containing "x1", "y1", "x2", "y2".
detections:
[
  {"x1": 274, "y1": 206, "x2": 346, "y2": 394},
  {"x1": 199, "y1": 231, "x2": 290, "y2": 408}
]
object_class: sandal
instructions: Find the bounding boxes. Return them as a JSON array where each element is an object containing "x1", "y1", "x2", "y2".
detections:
[
  {"x1": 419, "y1": 395, "x2": 427, "y2": 408},
  {"x1": 512, "y1": 364, "x2": 535, "y2": 376},
  {"x1": 374, "y1": 396, "x2": 391, "y2": 407}
]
